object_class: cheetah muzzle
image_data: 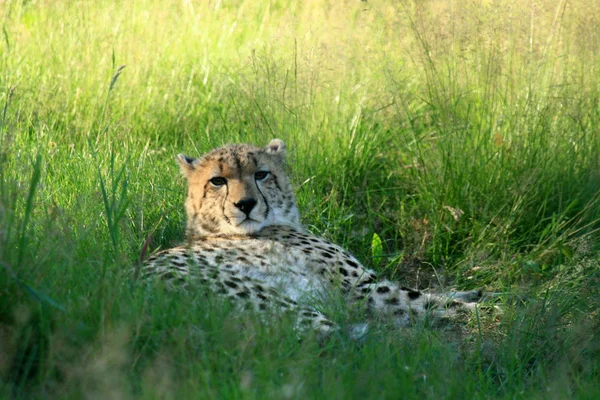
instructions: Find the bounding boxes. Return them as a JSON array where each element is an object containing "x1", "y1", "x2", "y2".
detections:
[{"x1": 140, "y1": 139, "x2": 492, "y2": 339}]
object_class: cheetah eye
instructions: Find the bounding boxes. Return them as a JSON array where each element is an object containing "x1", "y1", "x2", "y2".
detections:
[
  {"x1": 254, "y1": 171, "x2": 270, "y2": 181},
  {"x1": 209, "y1": 177, "x2": 227, "y2": 187}
]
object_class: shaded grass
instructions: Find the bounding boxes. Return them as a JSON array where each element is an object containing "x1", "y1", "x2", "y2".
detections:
[{"x1": 1, "y1": 0, "x2": 599, "y2": 397}]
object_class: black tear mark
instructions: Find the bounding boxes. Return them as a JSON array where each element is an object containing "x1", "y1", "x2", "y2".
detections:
[
  {"x1": 271, "y1": 173, "x2": 282, "y2": 191},
  {"x1": 255, "y1": 180, "x2": 271, "y2": 220}
]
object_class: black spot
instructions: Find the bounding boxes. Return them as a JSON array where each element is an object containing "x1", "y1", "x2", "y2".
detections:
[
  {"x1": 321, "y1": 252, "x2": 334, "y2": 259},
  {"x1": 361, "y1": 287, "x2": 371, "y2": 294},
  {"x1": 347, "y1": 260, "x2": 359, "y2": 268},
  {"x1": 351, "y1": 271, "x2": 358, "y2": 277},
  {"x1": 257, "y1": 293, "x2": 267, "y2": 300},
  {"x1": 321, "y1": 320, "x2": 334, "y2": 327},
  {"x1": 215, "y1": 255, "x2": 224, "y2": 263},
  {"x1": 237, "y1": 290, "x2": 250, "y2": 298},
  {"x1": 302, "y1": 249, "x2": 312, "y2": 254},
  {"x1": 225, "y1": 280, "x2": 238, "y2": 289},
  {"x1": 201, "y1": 222, "x2": 218, "y2": 233},
  {"x1": 376, "y1": 286, "x2": 391, "y2": 294},
  {"x1": 254, "y1": 284, "x2": 265, "y2": 292},
  {"x1": 232, "y1": 153, "x2": 243, "y2": 175},
  {"x1": 159, "y1": 272, "x2": 176, "y2": 280},
  {"x1": 448, "y1": 300, "x2": 463, "y2": 308},
  {"x1": 172, "y1": 260, "x2": 187, "y2": 267},
  {"x1": 217, "y1": 287, "x2": 228, "y2": 295},
  {"x1": 237, "y1": 256, "x2": 249, "y2": 263},
  {"x1": 301, "y1": 240, "x2": 311, "y2": 245},
  {"x1": 302, "y1": 311, "x2": 319, "y2": 317},
  {"x1": 402, "y1": 287, "x2": 421, "y2": 299},
  {"x1": 385, "y1": 297, "x2": 400, "y2": 305},
  {"x1": 361, "y1": 275, "x2": 377, "y2": 285},
  {"x1": 394, "y1": 309, "x2": 407, "y2": 317},
  {"x1": 338, "y1": 267, "x2": 349, "y2": 276},
  {"x1": 196, "y1": 255, "x2": 208, "y2": 264}
]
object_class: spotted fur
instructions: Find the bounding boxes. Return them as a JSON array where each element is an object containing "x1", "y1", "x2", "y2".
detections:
[{"x1": 141, "y1": 139, "x2": 488, "y2": 338}]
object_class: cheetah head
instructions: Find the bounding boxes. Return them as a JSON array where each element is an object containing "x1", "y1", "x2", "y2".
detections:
[{"x1": 177, "y1": 139, "x2": 302, "y2": 237}]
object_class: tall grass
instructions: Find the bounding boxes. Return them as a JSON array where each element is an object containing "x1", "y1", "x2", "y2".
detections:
[{"x1": 1, "y1": 0, "x2": 599, "y2": 397}]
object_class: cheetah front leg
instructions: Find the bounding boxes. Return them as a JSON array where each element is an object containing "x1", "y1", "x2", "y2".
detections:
[
  {"x1": 198, "y1": 270, "x2": 339, "y2": 339},
  {"x1": 141, "y1": 250, "x2": 338, "y2": 338}
]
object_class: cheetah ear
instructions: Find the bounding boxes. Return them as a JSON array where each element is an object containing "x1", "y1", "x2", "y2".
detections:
[
  {"x1": 176, "y1": 154, "x2": 197, "y2": 177},
  {"x1": 265, "y1": 139, "x2": 286, "y2": 159}
]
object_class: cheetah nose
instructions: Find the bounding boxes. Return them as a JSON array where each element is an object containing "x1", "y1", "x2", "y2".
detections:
[{"x1": 234, "y1": 198, "x2": 257, "y2": 216}]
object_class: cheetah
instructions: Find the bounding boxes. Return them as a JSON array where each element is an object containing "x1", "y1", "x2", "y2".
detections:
[{"x1": 140, "y1": 139, "x2": 489, "y2": 338}]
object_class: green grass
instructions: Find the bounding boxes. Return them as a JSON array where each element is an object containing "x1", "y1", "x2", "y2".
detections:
[{"x1": 1, "y1": 0, "x2": 599, "y2": 397}]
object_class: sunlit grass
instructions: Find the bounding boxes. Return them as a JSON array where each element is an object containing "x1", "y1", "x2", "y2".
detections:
[{"x1": 1, "y1": 0, "x2": 599, "y2": 398}]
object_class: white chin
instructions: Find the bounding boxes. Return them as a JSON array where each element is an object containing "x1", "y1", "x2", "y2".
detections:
[{"x1": 230, "y1": 219, "x2": 265, "y2": 234}]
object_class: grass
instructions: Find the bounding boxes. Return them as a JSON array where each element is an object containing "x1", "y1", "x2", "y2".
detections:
[{"x1": 1, "y1": 0, "x2": 599, "y2": 397}]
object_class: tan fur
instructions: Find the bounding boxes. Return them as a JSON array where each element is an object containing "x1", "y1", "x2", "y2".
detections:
[{"x1": 176, "y1": 139, "x2": 301, "y2": 238}]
